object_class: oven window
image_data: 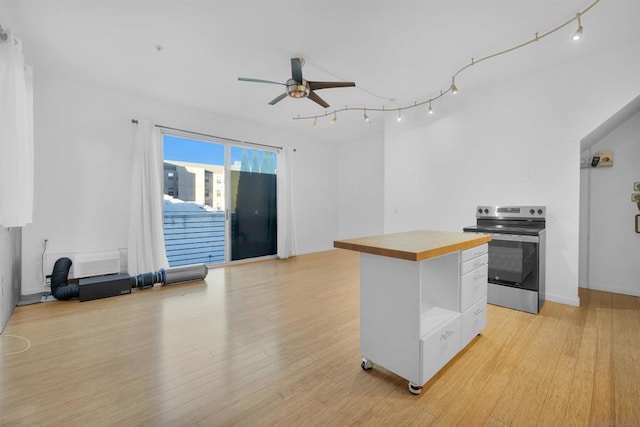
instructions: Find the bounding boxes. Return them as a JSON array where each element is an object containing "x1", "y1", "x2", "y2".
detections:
[{"x1": 488, "y1": 240, "x2": 538, "y2": 290}]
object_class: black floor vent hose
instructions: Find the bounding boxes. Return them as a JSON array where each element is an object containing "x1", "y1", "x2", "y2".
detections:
[
  {"x1": 50, "y1": 257, "x2": 79, "y2": 300},
  {"x1": 50, "y1": 258, "x2": 207, "y2": 300}
]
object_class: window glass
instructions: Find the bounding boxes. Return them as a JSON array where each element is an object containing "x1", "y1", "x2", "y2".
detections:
[{"x1": 163, "y1": 135, "x2": 225, "y2": 266}]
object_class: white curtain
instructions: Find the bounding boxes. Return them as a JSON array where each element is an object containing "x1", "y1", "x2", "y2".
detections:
[
  {"x1": 0, "y1": 31, "x2": 33, "y2": 227},
  {"x1": 277, "y1": 147, "x2": 296, "y2": 259},
  {"x1": 128, "y1": 120, "x2": 169, "y2": 275}
]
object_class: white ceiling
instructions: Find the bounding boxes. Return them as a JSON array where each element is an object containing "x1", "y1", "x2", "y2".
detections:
[{"x1": 3, "y1": 0, "x2": 640, "y2": 142}]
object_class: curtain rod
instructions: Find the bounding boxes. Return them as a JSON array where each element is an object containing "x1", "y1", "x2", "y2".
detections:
[{"x1": 130, "y1": 119, "x2": 283, "y2": 151}]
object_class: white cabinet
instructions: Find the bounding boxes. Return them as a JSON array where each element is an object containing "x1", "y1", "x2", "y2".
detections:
[
  {"x1": 461, "y1": 265, "x2": 488, "y2": 312},
  {"x1": 358, "y1": 241, "x2": 489, "y2": 395},
  {"x1": 461, "y1": 297, "x2": 487, "y2": 347},
  {"x1": 420, "y1": 315, "x2": 461, "y2": 384},
  {"x1": 461, "y1": 253, "x2": 488, "y2": 275},
  {"x1": 460, "y1": 244, "x2": 489, "y2": 312},
  {"x1": 461, "y1": 243, "x2": 488, "y2": 262},
  {"x1": 460, "y1": 244, "x2": 488, "y2": 347}
]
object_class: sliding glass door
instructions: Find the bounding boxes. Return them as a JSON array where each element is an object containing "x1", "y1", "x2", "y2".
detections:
[
  {"x1": 229, "y1": 146, "x2": 277, "y2": 261},
  {"x1": 162, "y1": 134, "x2": 277, "y2": 266}
]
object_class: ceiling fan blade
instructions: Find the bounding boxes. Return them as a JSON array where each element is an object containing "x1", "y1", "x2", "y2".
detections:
[
  {"x1": 269, "y1": 93, "x2": 288, "y2": 105},
  {"x1": 307, "y1": 90, "x2": 329, "y2": 108},
  {"x1": 291, "y1": 58, "x2": 303, "y2": 84},
  {"x1": 238, "y1": 77, "x2": 285, "y2": 86},
  {"x1": 307, "y1": 81, "x2": 356, "y2": 90}
]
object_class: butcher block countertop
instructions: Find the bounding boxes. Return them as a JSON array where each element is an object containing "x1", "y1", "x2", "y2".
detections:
[{"x1": 334, "y1": 230, "x2": 492, "y2": 262}]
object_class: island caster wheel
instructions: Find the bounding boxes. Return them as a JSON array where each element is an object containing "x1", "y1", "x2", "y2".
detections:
[
  {"x1": 361, "y1": 358, "x2": 373, "y2": 371},
  {"x1": 408, "y1": 382, "x2": 422, "y2": 395}
]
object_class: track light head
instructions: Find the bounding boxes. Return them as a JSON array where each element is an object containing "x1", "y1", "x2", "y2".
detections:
[
  {"x1": 331, "y1": 112, "x2": 337, "y2": 125},
  {"x1": 572, "y1": 13, "x2": 583, "y2": 41},
  {"x1": 451, "y1": 78, "x2": 458, "y2": 95},
  {"x1": 572, "y1": 26, "x2": 583, "y2": 41}
]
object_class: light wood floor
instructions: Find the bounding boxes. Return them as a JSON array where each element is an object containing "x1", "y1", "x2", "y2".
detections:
[{"x1": 1, "y1": 249, "x2": 639, "y2": 426}]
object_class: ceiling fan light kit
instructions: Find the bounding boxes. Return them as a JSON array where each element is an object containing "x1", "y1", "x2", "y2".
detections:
[
  {"x1": 286, "y1": 80, "x2": 310, "y2": 99},
  {"x1": 238, "y1": 57, "x2": 356, "y2": 109}
]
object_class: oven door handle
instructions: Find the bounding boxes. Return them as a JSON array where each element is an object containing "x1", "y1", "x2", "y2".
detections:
[{"x1": 484, "y1": 233, "x2": 539, "y2": 243}]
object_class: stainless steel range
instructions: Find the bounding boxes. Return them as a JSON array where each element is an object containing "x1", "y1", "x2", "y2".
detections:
[{"x1": 463, "y1": 206, "x2": 546, "y2": 314}]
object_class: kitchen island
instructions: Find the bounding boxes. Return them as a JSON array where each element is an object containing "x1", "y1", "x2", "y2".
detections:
[{"x1": 334, "y1": 230, "x2": 491, "y2": 395}]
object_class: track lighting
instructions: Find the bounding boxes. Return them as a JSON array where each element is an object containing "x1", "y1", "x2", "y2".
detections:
[
  {"x1": 291, "y1": 0, "x2": 600, "y2": 125},
  {"x1": 572, "y1": 12, "x2": 583, "y2": 41},
  {"x1": 313, "y1": 117, "x2": 317, "y2": 128}
]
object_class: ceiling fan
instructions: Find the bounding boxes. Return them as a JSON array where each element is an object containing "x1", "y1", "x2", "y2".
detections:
[{"x1": 238, "y1": 57, "x2": 355, "y2": 108}]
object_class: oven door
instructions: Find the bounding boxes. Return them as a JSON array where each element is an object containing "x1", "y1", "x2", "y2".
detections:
[{"x1": 485, "y1": 234, "x2": 539, "y2": 291}]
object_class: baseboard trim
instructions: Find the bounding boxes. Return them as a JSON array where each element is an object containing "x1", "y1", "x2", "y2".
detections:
[
  {"x1": 545, "y1": 292, "x2": 580, "y2": 307},
  {"x1": 580, "y1": 284, "x2": 640, "y2": 297}
]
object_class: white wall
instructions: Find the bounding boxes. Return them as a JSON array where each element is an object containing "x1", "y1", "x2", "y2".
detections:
[
  {"x1": 337, "y1": 129, "x2": 385, "y2": 239},
  {"x1": 22, "y1": 73, "x2": 339, "y2": 294},
  {"x1": 289, "y1": 134, "x2": 339, "y2": 255},
  {"x1": 382, "y1": 42, "x2": 640, "y2": 307},
  {"x1": 0, "y1": 227, "x2": 21, "y2": 332},
  {"x1": 580, "y1": 110, "x2": 640, "y2": 296}
]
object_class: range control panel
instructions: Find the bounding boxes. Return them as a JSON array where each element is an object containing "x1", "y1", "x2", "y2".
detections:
[{"x1": 476, "y1": 206, "x2": 546, "y2": 219}]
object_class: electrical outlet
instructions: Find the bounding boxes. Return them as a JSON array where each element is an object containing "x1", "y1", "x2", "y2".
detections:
[
  {"x1": 632, "y1": 193, "x2": 640, "y2": 202},
  {"x1": 635, "y1": 182, "x2": 640, "y2": 191}
]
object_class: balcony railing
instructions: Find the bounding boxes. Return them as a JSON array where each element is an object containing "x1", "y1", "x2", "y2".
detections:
[{"x1": 164, "y1": 209, "x2": 225, "y2": 266}]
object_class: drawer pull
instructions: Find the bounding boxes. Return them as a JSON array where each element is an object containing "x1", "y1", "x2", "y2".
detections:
[
  {"x1": 474, "y1": 261, "x2": 483, "y2": 268},
  {"x1": 474, "y1": 308, "x2": 485, "y2": 315},
  {"x1": 441, "y1": 330, "x2": 454, "y2": 340},
  {"x1": 473, "y1": 274, "x2": 485, "y2": 280}
]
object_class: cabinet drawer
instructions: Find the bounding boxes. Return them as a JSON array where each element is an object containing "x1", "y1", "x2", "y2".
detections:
[
  {"x1": 461, "y1": 253, "x2": 488, "y2": 275},
  {"x1": 460, "y1": 265, "x2": 488, "y2": 312},
  {"x1": 461, "y1": 297, "x2": 487, "y2": 348},
  {"x1": 461, "y1": 243, "x2": 488, "y2": 263},
  {"x1": 420, "y1": 315, "x2": 461, "y2": 385}
]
